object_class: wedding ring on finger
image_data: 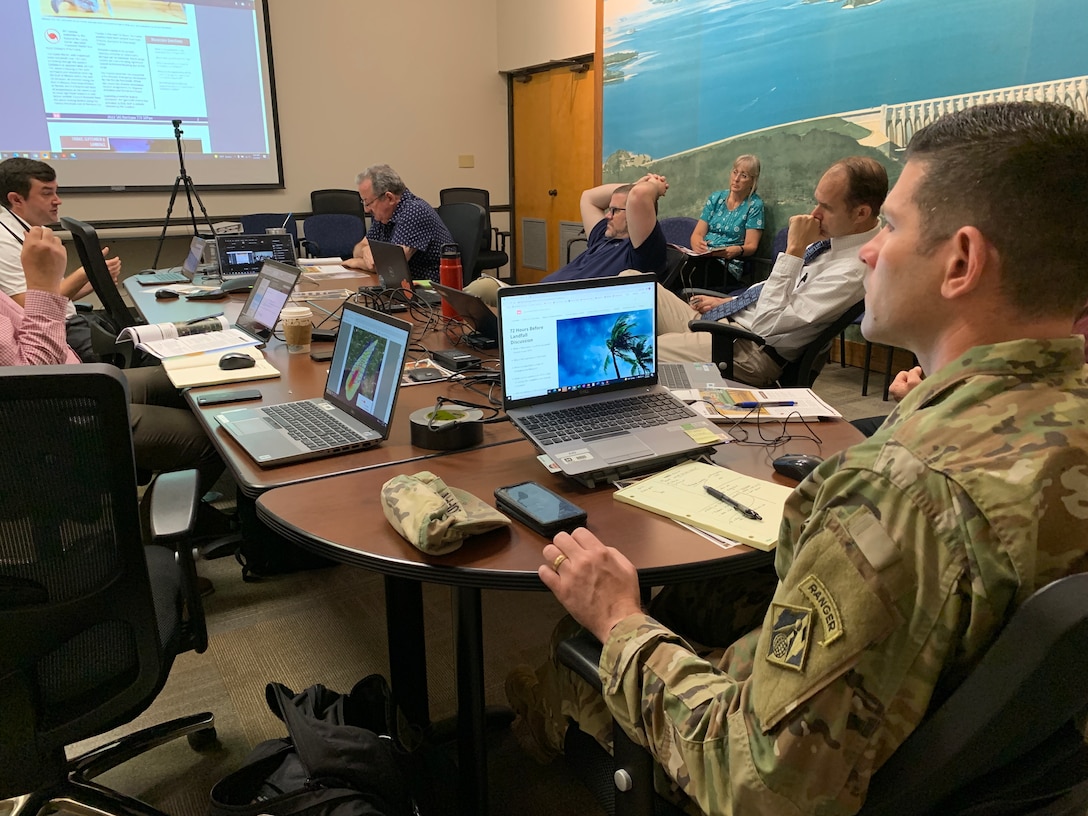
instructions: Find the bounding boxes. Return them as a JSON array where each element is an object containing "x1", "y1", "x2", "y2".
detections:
[{"x1": 552, "y1": 553, "x2": 568, "y2": 572}]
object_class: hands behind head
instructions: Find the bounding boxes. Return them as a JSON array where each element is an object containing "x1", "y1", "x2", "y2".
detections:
[
  {"x1": 539, "y1": 527, "x2": 643, "y2": 643},
  {"x1": 21, "y1": 227, "x2": 67, "y2": 294},
  {"x1": 637, "y1": 173, "x2": 669, "y2": 197},
  {"x1": 889, "y1": 365, "x2": 925, "y2": 402}
]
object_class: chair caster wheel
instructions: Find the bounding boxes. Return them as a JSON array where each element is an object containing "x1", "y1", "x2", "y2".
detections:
[{"x1": 188, "y1": 726, "x2": 218, "y2": 751}]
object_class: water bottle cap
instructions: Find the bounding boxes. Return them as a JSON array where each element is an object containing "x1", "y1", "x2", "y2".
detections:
[{"x1": 441, "y1": 243, "x2": 460, "y2": 257}]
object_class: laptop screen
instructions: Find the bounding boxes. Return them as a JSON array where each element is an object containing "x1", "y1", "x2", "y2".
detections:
[
  {"x1": 217, "y1": 233, "x2": 297, "y2": 277},
  {"x1": 369, "y1": 239, "x2": 413, "y2": 289},
  {"x1": 235, "y1": 260, "x2": 300, "y2": 342},
  {"x1": 181, "y1": 236, "x2": 206, "y2": 275},
  {"x1": 322, "y1": 302, "x2": 410, "y2": 436},
  {"x1": 498, "y1": 274, "x2": 659, "y2": 409}
]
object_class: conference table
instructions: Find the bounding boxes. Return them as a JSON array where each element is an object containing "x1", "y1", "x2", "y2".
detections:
[
  {"x1": 255, "y1": 421, "x2": 865, "y2": 816},
  {"x1": 123, "y1": 275, "x2": 525, "y2": 499}
]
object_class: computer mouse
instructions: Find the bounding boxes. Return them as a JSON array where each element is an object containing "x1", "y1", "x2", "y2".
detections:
[
  {"x1": 772, "y1": 453, "x2": 824, "y2": 481},
  {"x1": 154, "y1": 289, "x2": 180, "y2": 300},
  {"x1": 218, "y1": 353, "x2": 257, "y2": 371}
]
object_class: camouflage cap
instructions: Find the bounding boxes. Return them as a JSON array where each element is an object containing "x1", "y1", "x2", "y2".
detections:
[{"x1": 380, "y1": 470, "x2": 511, "y2": 555}]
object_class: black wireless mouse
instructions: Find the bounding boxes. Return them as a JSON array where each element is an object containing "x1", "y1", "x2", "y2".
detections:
[
  {"x1": 772, "y1": 453, "x2": 824, "y2": 481},
  {"x1": 218, "y1": 352, "x2": 257, "y2": 370},
  {"x1": 154, "y1": 288, "x2": 180, "y2": 300}
]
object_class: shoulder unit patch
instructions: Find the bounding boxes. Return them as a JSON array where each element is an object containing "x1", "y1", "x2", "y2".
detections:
[{"x1": 766, "y1": 602, "x2": 813, "y2": 672}]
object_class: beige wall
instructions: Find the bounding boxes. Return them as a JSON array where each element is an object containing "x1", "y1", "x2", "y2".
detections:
[
  {"x1": 62, "y1": 0, "x2": 516, "y2": 226},
  {"x1": 497, "y1": 0, "x2": 594, "y2": 71}
]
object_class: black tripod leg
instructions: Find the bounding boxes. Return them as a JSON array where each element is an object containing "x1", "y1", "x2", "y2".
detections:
[{"x1": 153, "y1": 176, "x2": 183, "y2": 268}]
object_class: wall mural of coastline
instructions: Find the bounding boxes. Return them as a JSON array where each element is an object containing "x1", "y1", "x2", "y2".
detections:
[{"x1": 602, "y1": 0, "x2": 1088, "y2": 244}]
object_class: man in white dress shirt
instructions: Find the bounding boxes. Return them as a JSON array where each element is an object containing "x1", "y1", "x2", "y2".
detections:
[{"x1": 655, "y1": 157, "x2": 887, "y2": 386}]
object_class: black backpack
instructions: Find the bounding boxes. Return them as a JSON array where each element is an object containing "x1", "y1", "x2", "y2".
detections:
[{"x1": 209, "y1": 675, "x2": 421, "y2": 816}]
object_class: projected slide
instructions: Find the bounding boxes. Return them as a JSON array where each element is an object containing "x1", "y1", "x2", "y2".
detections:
[{"x1": 1, "y1": 0, "x2": 281, "y2": 190}]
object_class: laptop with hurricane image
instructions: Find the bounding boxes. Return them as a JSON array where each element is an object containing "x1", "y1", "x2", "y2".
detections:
[
  {"x1": 215, "y1": 302, "x2": 411, "y2": 467},
  {"x1": 497, "y1": 274, "x2": 726, "y2": 487}
]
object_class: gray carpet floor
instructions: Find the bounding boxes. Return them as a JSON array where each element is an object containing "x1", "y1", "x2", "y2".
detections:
[{"x1": 19, "y1": 363, "x2": 894, "y2": 816}]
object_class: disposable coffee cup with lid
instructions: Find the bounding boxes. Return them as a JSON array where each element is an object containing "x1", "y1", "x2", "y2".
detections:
[{"x1": 280, "y1": 305, "x2": 313, "y2": 353}]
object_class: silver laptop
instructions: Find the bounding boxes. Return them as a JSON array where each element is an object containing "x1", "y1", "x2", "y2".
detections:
[
  {"x1": 659, "y1": 361, "x2": 728, "y2": 391},
  {"x1": 432, "y1": 282, "x2": 497, "y2": 348},
  {"x1": 227, "y1": 259, "x2": 301, "y2": 345},
  {"x1": 217, "y1": 232, "x2": 297, "y2": 279},
  {"x1": 136, "y1": 236, "x2": 209, "y2": 284},
  {"x1": 498, "y1": 274, "x2": 724, "y2": 487},
  {"x1": 215, "y1": 302, "x2": 410, "y2": 467},
  {"x1": 369, "y1": 239, "x2": 441, "y2": 307}
]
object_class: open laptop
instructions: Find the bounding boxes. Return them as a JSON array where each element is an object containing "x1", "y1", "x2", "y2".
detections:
[
  {"x1": 216, "y1": 232, "x2": 298, "y2": 285},
  {"x1": 369, "y1": 239, "x2": 441, "y2": 308},
  {"x1": 431, "y1": 282, "x2": 498, "y2": 348},
  {"x1": 228, "y1": 259, "x2": 301, "y2": 345},
  {"x1": 215, "y1": 302, "x2": 410, "y2": 467},
  {"x1": 135, "y1": 236, "x2": 210, "y2": 285},
  {"x1": 497, "y1": 274, "x2": 725, "y2": 487},
  {"x1": 659, "y1": 360, "x2": 728, "y2": 391}
]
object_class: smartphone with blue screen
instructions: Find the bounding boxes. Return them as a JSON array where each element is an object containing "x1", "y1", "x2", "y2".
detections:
[{"x1": 494, "y1": 481, "x2": 587, "y2": 537}]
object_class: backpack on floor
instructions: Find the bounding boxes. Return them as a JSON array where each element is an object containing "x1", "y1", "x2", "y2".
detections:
[{"x1": 209, "y1": 675, "x2": 421, "y2": 816}]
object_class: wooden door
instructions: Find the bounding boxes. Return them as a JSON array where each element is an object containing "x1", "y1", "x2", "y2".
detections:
[{"x1": 511, "y1": 63, "x2": 596, "y2": 283}]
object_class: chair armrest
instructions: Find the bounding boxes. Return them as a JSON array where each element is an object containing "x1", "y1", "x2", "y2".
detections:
[
  {"x1": 495, "y1": 229, "x2": 510, "y2": 254},
  {"x1": 74, "y1": 301, "x2": 93, "y2": 313},
  {"x1": 679, "y1": 287, "x2": 725, "y2": 299},
  {"x1": 299, "y1": 238, "x2": 320, "y2": 259},
  {"x1": 556, "y1": 629, "x2": 606, "y2": 692},
  {"x1": 687, "y1": 319, "x2": 766, "y2": 347},
  {"x1": 148, "y1": 469, "x2": 200, "y2": 541}
]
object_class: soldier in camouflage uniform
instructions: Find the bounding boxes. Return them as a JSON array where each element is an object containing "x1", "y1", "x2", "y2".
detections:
[{"x1": 509, "y1": 101, "x2": 1088, "y2": 815}]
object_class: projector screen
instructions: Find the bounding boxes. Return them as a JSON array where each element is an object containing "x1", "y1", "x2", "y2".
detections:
[{"x1": 1, "y1": 0, "x2": 282, "y2": 193}]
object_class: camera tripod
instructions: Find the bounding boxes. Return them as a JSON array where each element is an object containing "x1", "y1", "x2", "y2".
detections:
[{"x1": 152, "y1": 119, "x2": 215, "y2": 267}]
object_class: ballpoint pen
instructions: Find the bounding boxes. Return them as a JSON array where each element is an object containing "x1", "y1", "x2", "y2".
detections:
[
  {"x1": 704, "y1": 484, "x2": 763, "y2": 520},
  {"x1": 734, "y1": 400, "x2": 796, "y2": 409},
  {"x1": 185, "y1": 313, "x2": 224, "y2": 324}
]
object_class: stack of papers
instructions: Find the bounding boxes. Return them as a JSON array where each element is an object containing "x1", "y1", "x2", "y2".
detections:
[
  {"x1": 613, "y1": 460, "x2": 793, "y2": 550},
  {"x1": 669, "y1": 387, "x2": 841, "y2": 423}
]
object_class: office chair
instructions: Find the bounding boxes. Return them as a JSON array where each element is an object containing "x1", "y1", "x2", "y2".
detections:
[
  {"x1": 238, "y1": 213, "x2": 300, "y2": 250},
  {"x1": 301, "y1": 213, "x2": 366, "y2": 260},
  {"x1": 60, "y1": 216, "x2": 143, "y2": 335},
  {"x1": 310, "y1": 188, "x2": 366, "y2": 223},
  {"x1": 558, "y1": 571, "x2": 1088, "y2": 816},
  {"x1": 0, "y1": 365, "x2": 217, "y2": 816},
  {"x1": 439, "y1": 187, "x2": 509, "y2": 281},
  {"x1": 436, "y1": 202, "x2": 486, "y2": 287},
  {"x1": 685, "y1": 297, "x2": 866, "y2": 387}
]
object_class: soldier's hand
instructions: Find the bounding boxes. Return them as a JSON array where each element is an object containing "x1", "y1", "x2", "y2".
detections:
[
  {"x1": 21, "y1": 227, "x2": 67, "y2": 294},
  {"x1": 539, "y1": 528, "x2": 643, "y2": 643},
  {"x1": 889, "y1": 365, "x2": 924, "y2": 402}
]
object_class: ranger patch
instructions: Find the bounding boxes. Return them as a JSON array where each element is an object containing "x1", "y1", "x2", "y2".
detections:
[
  {"x1": 766, "y1": 602, "x2": 813, "y2": 672},
  {"x1": 798, "y1": 574, "x2": 844, "y2": 646}
]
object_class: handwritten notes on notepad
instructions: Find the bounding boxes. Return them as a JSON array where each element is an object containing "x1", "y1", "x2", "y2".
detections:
[{"x1": 613, "y1": 461, "x2": 794, "y2": 550}]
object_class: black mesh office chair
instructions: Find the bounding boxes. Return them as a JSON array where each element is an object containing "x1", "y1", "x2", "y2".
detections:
[
  {"x1": 558, "y1": 572, "x2": 1088, "y2": 816},
  {"x1": 0, "y1": 365, "x2": 217, "y2": 816},
  {"x1": 439, "y1": 188, "x2": 509, "y2": 282},
  {"x1": 686, "y1": 298, "x2": 866, "y2": 387},
  {"x1": 60, "y1": 216, "x2": 142, "y2": 334},
  {"x1": 238, "y1": 213, "x2": 300, "y2": 250},
  {"x1": 436, "y1": 202, "x2": 486, "y2": 287},
  {"x1": 310, "y1": 188, "x2": 366, "y2": 222},
  {"x1": 301, "y1": 213, "x2": 366, "y2": 260}
]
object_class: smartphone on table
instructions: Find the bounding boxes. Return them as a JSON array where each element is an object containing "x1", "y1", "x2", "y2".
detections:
[{"x1": 494, "y1": 481, "x2": 588, "y2": 537}]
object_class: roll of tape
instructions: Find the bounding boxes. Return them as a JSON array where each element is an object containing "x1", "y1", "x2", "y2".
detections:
[{"x1": 409, "y1": 406, "x2": 485, "y2": 450}]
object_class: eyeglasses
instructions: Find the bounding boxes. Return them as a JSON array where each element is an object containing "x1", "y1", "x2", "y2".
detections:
[
  {"x1": 360, "y1": 193, "x2": 385, "y2": 209},
  {"x1": 606, "y1": 207, "x2": 626, "y2": 217},
  {"x1": 731, "y1": 169, "x2": 753, "y2": 181}
]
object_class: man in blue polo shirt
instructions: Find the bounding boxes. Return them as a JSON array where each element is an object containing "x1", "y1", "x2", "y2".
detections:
[
  {"x1": 346, "y1": 164, "x2": 453, "y2": 282},
  {"x1": 542, "y1": 173, "x2": 669, "y2": 282}
]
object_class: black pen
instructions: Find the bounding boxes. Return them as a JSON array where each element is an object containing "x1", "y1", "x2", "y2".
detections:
[
  {"x1": 704, "y1": 484, "x2": 762, "y2": 521},
  {"x1": 185, "y1": 313, "x2": 223, "y2": 325}
]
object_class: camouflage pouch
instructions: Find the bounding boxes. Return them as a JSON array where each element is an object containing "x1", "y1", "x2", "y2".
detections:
[{"x1": 380, "y1": 470, "x2": 511, "y2": 555}]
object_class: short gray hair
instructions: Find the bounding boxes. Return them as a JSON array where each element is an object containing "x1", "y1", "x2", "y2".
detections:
[{"x1": 356, "y1": 164, "x2": 405, "y2": 196}]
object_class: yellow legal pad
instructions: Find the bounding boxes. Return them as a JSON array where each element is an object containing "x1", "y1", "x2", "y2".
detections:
[{"x1": 613, "y1": 460, "x2": 794, "y2": 550}]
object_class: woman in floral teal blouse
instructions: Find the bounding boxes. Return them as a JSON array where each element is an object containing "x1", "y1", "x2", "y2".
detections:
[{"x1": 690, "y1": 154, "x2": 764, "y2": 281}]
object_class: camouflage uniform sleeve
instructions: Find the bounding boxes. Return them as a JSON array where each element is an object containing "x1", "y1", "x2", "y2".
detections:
[{"x1": 600, "y1": 462, "x2": 1013, "y2": 815}]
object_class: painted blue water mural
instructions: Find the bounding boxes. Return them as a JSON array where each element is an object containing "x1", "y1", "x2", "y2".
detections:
[{"x1": 602, "y1": 0, "x2": 1088, "y2": 160}]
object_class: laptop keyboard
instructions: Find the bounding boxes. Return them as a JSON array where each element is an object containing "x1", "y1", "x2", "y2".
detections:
[
  {"x1": 137, "y1": 270, "x2": 188, "y2": 284},
  {"x1": 520, "y1": 393, "x2": 697, "y2": 444},
  {"x1": 262, "y1": 401, "x2": 367, "y2": 450},
  {"x1": 658, "y1": 364, "x2": 692, "y2": 390}
]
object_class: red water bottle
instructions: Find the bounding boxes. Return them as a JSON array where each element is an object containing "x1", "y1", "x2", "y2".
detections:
[{"x1": 439, "y1": 243, "x2": 463, "y2": 319}]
